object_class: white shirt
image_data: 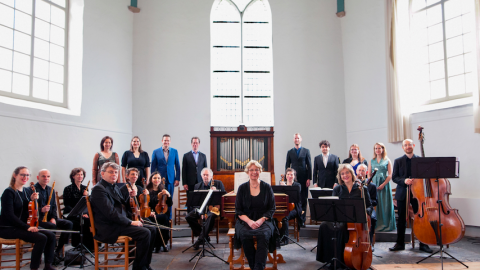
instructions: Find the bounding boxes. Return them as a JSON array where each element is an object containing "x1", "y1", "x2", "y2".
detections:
[{"x1": 322, "y1": 153, "x2": 330, "y2": 168}]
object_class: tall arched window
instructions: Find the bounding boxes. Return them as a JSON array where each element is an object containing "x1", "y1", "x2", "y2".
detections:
[{"x1": 210, "y1": 0, "x2": 273, "y2": 127}]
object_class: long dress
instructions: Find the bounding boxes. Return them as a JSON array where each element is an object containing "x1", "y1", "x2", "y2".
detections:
[
  {"x1": 370, "y1": 158, "x2": 396, "y2": 232},
  {"x1": 95, "y1": 152, "x2": 117, "y2": 183}
]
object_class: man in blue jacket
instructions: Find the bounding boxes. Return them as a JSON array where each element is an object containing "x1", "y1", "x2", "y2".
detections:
[{"x1": 151, "y1": 134, "x2": 180, "y2": 219}]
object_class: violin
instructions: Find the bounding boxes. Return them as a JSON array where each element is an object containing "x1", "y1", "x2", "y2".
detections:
[
  {"x1": 139, "y1": 178, "x2": 151, "y2": 218},
  {"x1": 410, "y1": 126, "x2": 465, "y2": 246},
  {"x1": 42, "y1": 181, "x2": 56, "y2": 222},
  {"x1": 344, "y1": 181, "x2": 372, "y2": 270},
  {"x1": 27, "y1": 182, "x2": 39, "y2": 227},
  {"x1": 208, "y1": 178, "x2": 221, "y2": 216},
  {"x1": 155, "y1": 178, "x2": 168, "y2": 214},
  {"x1": 126, "y1": 182, "x2": 141, "y2": 221}
]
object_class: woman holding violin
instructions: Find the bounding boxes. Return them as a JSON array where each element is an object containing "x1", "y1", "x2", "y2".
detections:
[
  {"x1": 0, "y1": 166, "x2": 57, "y2": 270},
  {"x1": 316, "y1": 164, "x2": 373, "y2": 270},
  {"x1": 278, "y1": 168, "x2": 302, "y2": 246},
  {"x1": 146, "y1": 171, "x2": 172, "y2": 253}
]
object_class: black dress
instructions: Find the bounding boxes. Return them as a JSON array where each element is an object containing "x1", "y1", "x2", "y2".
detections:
[
  {"x1": 235, "y1": 181, "x2": 276, "y2": 270},
  {"x1": 279, "y1": 181, "x2": 302, "y2": 241},
  {"x1": 316, "y1": 183, "x2": 372, "y2": 265},
  {"x1": 121, "y1": 151, "x2": 151, "y2": 186},
  {"x1": 147, "y1": 186, "x2": 173, "y2": 248},
  {"x1": 63, "y1": 183, "x2": 95, "y2": 250}
]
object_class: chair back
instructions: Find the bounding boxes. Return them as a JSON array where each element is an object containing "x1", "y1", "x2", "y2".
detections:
[
  {"x1": 178, "y1": 189, "x2": 187, "y2": 208},
  {"x1": 55, "y1": 191, "x2": 65, "y2": 219},
  {"x1": 85, "y1": 195, "x2": 96, "y2": 237}
]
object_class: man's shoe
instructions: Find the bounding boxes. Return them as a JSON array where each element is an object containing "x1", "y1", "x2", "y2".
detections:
[
  {"x1": 43, "y1": 264, "x2": 57, "y2": 270},
  {"x1": 419, "y1": 245, "x2": 433, "y2": 253},
  {"x1": 389, "y1": 244, "x2": 405, "y2": 251},
  {"x1": 193, "y1": 241, "x2": 200, "y2": 251},
  {"x1": 371, "y1": 246, "x2": 375, "y2": 252},
  {"x1": 154, "y1": 247, "x2": 160, "y2": 253},
  {"x1": 161, "y1": 245, "x2": 169, "y2": 252},
  {"x1": 300, "y1": 223, "x2": 306, "y2": 228},
  {"x1": 146, "y1": 266, "x2": 154, "y2": 270}
]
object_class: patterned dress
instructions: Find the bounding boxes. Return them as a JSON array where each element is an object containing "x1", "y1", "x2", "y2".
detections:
[{"x1": 370, "y1": 158, "x2": 396, "y2": 232}]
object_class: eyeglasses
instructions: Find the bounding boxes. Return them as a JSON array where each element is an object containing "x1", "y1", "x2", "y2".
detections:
[
  {"x1": 19, "y1": 174, "x2": 30, "y2": 178},
  {"x1": 248, "y1": 169, "x2": 260, "y2": 172},
  {"x1": 106, "y1": 170, "x2": 118, "y2": 175}
]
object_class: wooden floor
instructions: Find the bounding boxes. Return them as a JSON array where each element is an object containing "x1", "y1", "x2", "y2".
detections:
[{"x1": 373, "y1": 262, "x2": 479, "y2": 269}]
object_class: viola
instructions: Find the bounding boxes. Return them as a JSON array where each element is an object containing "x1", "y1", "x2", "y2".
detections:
[
  {"x1": 155, "y1": 178, "x2": 168, "y2": 214},
  {"x1": 344, "y1": 182, "x2": 372, "y2": 270},
  {"x1": 27, "y1": 182, "x2": 39, "y2": 227},
  {"x1": 410, "y1": 126, "x2": 465, "y2": 246},
  {"x1": 139, "y1": 178, "x2": 151, "y2": 218},
  {"x1": 126, "y1": 182, "x2": 141, "y2": 221}
]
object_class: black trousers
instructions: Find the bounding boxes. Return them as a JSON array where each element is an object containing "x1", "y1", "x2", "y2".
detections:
[
  {"x1": 185, "y1": 210, "x2": 217, "y2": 242},
  {"x1": 116, "y1": 225, "x2": 156, "y2": 270},
  {"x1": 396, "y1": 198, "x2": 428, "y2": 248},
  {"x1": 39, "y1": 218, "x2": 73, "y2": 252},
  {"x1": 0, "y1": 227, "x2": 56, "y2": 269},
  {"x1": 370, "y1": 219, "x2": 376, "y2": 245},
  {"x1": 279, "y1": 209, "x2": 299, "y2": 239},
  {"x1": 299, "y1": 181, "x2": 308, "y2": 224},
  {"x1": 148, "y1": 214, "x2": 170, "y2": 248},
  {"x1": 239, "y1": 223, "x2": 271, "y2": 270},
  {"x1": 186, "y1": 184, "x2": 196, "y2": 213}
]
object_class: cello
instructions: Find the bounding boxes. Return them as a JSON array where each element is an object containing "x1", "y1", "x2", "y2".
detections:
[
  {"x1": 344, "y1": 181, "x2": 372, "y2": 270},
  {"x1": 410, "y1": 126, "x2": 465, "y2": 246}
]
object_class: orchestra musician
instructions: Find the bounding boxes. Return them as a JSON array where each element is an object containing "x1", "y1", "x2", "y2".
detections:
[
  {"x1": 389, "y1": 139, "x2": 432, "y2": 253},
  {"x1": 63, "y1": 167, "x2": 94, "y2": 251},
  {"x1": 278, "y1": 168, "x2": 302, "y2": 246},
  {"x1": 342, "y1": 144, "x2": 368, "y2": 175},
  {"x1": 313, "y1": 140, "x2": 340, "y2": 189},
  {"x1": 90, "y1": 162, "x2": 156, "y2": 270},
  {"x1": 145, "y1": 171, "x2": 172, "y2": 253},
  {"x1": 316, "y1": 164, "x2": 372, "y2": 269},
  {"x1": 35, "y1": 169, "x2": 73, "y2": 263},
  {"x1": 185, "y1": 168, "x2": 225, "y2": 250},
  {"x1": 355, "y1": 164, "x2": 377, "y2": 250},
  {"x1": 234, "y1": 160, "x2": 276, "y2": 270},
  {"x1": 0, "y1": 166, "x2": 57, "y2": 270}
]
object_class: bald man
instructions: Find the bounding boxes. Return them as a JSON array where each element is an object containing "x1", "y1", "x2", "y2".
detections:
[{"x1": 36, "y1": 170, "x2": 73, "y2": 263}]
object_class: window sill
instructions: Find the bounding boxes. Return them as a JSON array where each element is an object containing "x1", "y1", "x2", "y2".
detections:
[{"x1": 406, "y1": 97, "x2": 473, "y2": 115}]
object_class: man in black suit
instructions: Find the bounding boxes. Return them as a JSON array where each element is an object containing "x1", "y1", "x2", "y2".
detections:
[
  {"x1": 389, "y1": 139, "x2": 432, "y2": 253},
  {"x1": 285, "y1": 133, "x2": 311, "y2": 227},
  {"x1": 185, "y1": 168, "x2": 225, "y2": 250},
  {"x1": 182, "y1": 137, "x2": 208, "y2": 199},
  {"x1": 313, "y1": 140, "x2": 340, "y2": 189},
  {"x1": 90, "y1": 162, "x2": 156, "y2": 270}
]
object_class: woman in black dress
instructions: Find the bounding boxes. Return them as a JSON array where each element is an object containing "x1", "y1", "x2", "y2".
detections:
[
  {"x1": 121, "y1": 136, "x2": 151, "y2": 186},
  {"x1": 234, "y1": 160, "x2": 276, "y2": 270},
  {"x1": 0, "y1": 166, "x2": 56, "y2": 270},
  {"x1": 146, "y1": 171, "x2": 172, "y2": 252},
  {"x1": 63, "y1": 168, "x2": 95, "y2": 251},
  {"x1": 278, "y1": 168, "x2": 302, "y2": 245},
  {"x1": 316, "y1": 164, "x2": 372, "y2": 269}
]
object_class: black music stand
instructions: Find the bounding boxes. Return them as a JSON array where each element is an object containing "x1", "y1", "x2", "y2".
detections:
[
  {"x1": 309, "y1": 198, "x2": 367, "y2": 270},
  {"x1": 184, "y1": 190, "x2": 228, "y2": 270},
  {"x1": 412, "y1": 157, "x2": 467, "y2": 269},
  {"x1": 272, "y1": 185, "x2": 305, "y2": 250},
  {"x1": 64, "y1": 196, "x2": 94, "y2": 269},
  {"x1": 310, "y1": 189, "x2": 334, "y2": 198}
]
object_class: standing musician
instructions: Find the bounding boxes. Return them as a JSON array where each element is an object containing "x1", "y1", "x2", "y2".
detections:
[
  {"x1": 90, "y1": 162, "x2": 156, "y2": 270},
  {"x1": 0, "y1": 166, "x2": 57, "y2": 270},
  {"x1": 146, "y1": 171, "x2": 172, "y2": 252},
  {"x1": 35, "y1": 169, "x2": 73, "y2": 263},
  {"x1": 185, "y1": 168, "x2": 225, "y2": 250},
  {"x1": 313, "y1": 140, "x2": 340, "y2": 189},
  {"x1": 389, "y1": 139, "x2": 433, "y2": 253},
  {"x1": 235, "y1": 160, "x2": 276, "y2": 270},
  {"x1": 278, "y1": 168, "x2": 302, "y2": 246},
  {"x1": 355, "y1": 164, "x2": 377, "y2": 250},
  {"x1": 285, "y1": 133, "x2": 311, "y2": 227},
  {"x1": 63, "y1": 167, "x2": 94, "y2": 251},
  {"x1": 316, "y1": 164, "x2": 372, "y2": 269}
]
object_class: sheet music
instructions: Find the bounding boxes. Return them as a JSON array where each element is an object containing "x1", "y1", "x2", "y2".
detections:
[
  {"x1": 234, "y1": 172, "x2": 271, "y2": 192},
  {"x1": 309, "y1": 187, "x2": 333, "y2": 191},
  {"x1": 316, "y1": 196, "x2": 339, "y2": 199}
]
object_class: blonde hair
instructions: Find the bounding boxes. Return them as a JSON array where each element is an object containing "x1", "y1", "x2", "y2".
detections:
[
  {"x1": 244, "y1": 160, "x2": 263, "y2": 173},
  {"x1": 336, "y1": 164, "x2": 356, "y2": 186},
  {"x1": 373, "y1": 142, "x2": 388, "y2": 160}
]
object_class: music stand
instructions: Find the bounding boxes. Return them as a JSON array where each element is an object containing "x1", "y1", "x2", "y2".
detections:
[
  {"x1": 272, "y1": 185, "x2": 305, "y2": 250},
  {"x1": 309, "y1": 198, "x2": 367, "y2": 270},
  {"x1": 310, "y1": 189, "x2": 334, "y2": 198},
  {"x1": 184, "y1": 190, "x2": 228, "y2": 270},
  {"x1": 412, "y1": 157, "x2": 467, "y2": 269},
  {"x1": 64, "y1": 196, "x2": 94, "y2": 269}
]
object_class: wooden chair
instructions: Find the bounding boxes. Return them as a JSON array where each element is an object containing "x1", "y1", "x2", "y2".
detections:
[
  {"x1": 55, "y1": 191, "x2": 65, "y2": 219},
  {"x1": 288, "y1": 218, "x2": 299, "y2": 242},
  {"x1": 0, "y1": 238, "x2": 32, "y2": 270},
  {"x1": 174, "y1": 189, "x2": 188, "y2": 225},
  {"x1": 191, "y1": 214, "x2": 220, "y2": 244},
  {"x1": 86, "y1": 196, "x2": 135, "y2": 269}
]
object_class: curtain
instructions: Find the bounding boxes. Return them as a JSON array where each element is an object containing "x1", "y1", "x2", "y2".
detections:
[
  {"x1": 386, "y1": 0, "x2": 410, "y2": 143},
  {"x1": 474, "y1": 0, "x2": 480, "y2": 133}
]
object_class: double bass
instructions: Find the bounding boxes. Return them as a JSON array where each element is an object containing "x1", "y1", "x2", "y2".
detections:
[{"x1": 410, "y1": 126, "x2": 465, "y2": 246}]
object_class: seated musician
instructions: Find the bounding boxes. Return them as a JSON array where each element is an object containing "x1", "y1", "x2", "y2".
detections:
[
  {"x1": 356, "y1": 164, "x2": 377, "y2": 250},
  {"x1": 35, "y1": 169, "x2": 73, "y2": 263},
  {"x1": 63, "y1": 167, "x2": 94, "y2": 251},
  {"x1": 316, "y1": 164, "x2": 373, "y2": 269},
  {"x1": 119, "y1": 167, "x2": 147, "y2": 201},
  {"x1": 146, "y1": 171, "x2": 172, "y2": 253},
  {"x1": 0, "y1": 166, "x2": 57, "y2": 270},
  {"x1": 234, "y1": 160, "x2": 276, "y2": 270},
  {"x1": 278, "y1": 168, "x2": 302, "y2": 246},
  {"x1": 90, "y1": 162, "x2": 156, "y2": 270},
  {"x1": 186, "y1": 168, "x2": 225, "y2": 250}
]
